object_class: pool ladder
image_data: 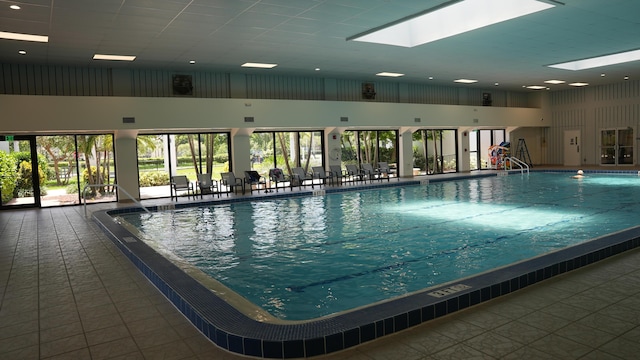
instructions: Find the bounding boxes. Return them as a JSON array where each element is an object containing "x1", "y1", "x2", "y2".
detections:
[{"x1": 505, "y1": 157, "x2": 529, "y2": 174}]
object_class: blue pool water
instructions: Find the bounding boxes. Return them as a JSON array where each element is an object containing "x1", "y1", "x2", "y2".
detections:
[{"x1": 118, "y1": 172, "x2": 640, "y2": 320}]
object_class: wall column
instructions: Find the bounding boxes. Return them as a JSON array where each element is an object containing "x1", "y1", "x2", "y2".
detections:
[
  {"x1": 230, "y1": 130, "x2": 251, "y2": 174},
  {"x1": 398, "y1": 128, "x2": 414, "y2": 177},
  {"x1": 114, "y1": 129, "x2": 139, "y2": 201}
]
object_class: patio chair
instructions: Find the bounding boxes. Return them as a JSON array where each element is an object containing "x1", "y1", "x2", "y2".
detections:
[
  {"x1": 220, "y1": 172, "x2": 245, "y2": 195},
  {"x1": 269, "y1": 168, "x2": 291, "y2": 192},
  {"x1": 291, "y1": 167, "x2": 314, "y2": 189},
  {"x1": 244, "y1": 170, "x2": 267, "y2": 193},
  {"x1": 345, "y1": 164, "x2": 364, "y2": 183},
  {"x1": 361, "y1": 163, "x2": 383, "y2": 182},
  {"x1": 312, "y1": 166, "x2": 331, "y2": 186},
  {"x1": 329, "y1": 165, "x2": 346, "y2": 185},
  {"x1": 196, "y1": 173, "x2": 219, "y2": 198},
  {"x1": 378, "y1": 162, "x2": 397, "y2": 180},
  {"x1": 170, "y1": 175, "x2": 194, "y2": 200}
]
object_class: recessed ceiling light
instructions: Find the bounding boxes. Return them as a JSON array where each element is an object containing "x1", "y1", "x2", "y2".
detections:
[
  {"x1": 241, "y1": 62, "x2": 277, "y2": 69},
  {"x1": 494, "y1": 82, "x2": 499, "y2": 86},
  {"x1": 601, "y1": 73, "x2": 606, "y2": 77},
  {"x1": 189, "y1": 60, "x2": 195, "y2": 64},
  {"x1": 568, "y1": 82, "x2": 589, "y2": 87},
  {"x1": 18, "y1": 50, "x2": 26, "y2": 55},
  {"x1": 93, "y1": 54, "x2": 136, "y2": 61},
  {"x1": 428, "y1": 76, "x2": 434, "y2": 80},
  {"x1": 526, "y1": 85, "x2": 546, "y2": 90},
  {"x1": 10, "y1": 5, "x2": 21, "y2": 10},
  {"x1": 549, "y1": 49, "x2": 640, "y2": 71},
  {"x1": 544, "y1": 79, "x2": 565, "y2": 84},
  {"x1": 624, "y1": 76, "x2": 629, "y2": 80},
  {"x1": 315, "y1": 68, "x2": 320, "y2": 71},
  {"x1": 454, "y1": 79, "x2": 478, "y2": 84},
  {"x1": 376, "y1": 72, "x2": 404, "y2": 77},
  {"x1": 349, "y1": 0, "x2": 555, "y2": 48},
  {"x1": 0, "y1": 31, "x2": 48, "y2": 43}
]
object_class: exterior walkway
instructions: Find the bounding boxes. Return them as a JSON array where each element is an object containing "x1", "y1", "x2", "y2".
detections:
[{"x1": 2, "y1": 171, "x2": 640, "y2": 359}]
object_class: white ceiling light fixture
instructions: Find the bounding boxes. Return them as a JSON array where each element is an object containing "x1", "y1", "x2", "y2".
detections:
[
  {"x1": 454, "y1": 79, "x2": 478, "y2": 84},
  {"x1": 544, "y1": 79, "x2": 565, "y2": 84},
  {"x1": 241, "y1": 62, "x2": 277, "y2": 69},
  {"x1": 10, "y1": 5, "x2": 21, "y2": 10},
  {"x1": 0, "y1": 31, "x2": 48, "y2": 43},
  {"x1": 93, "y1": 54, "x2": 136, "y2": 61},
  {"x1": 18, "y1": 50, "x2": 26, "y2": 55},
  {"x1": 376, "y1": 72, "x2": 404, "y2": 77},
  {"x1": 568, "y1": 82, "x2": 589, "y2": 87},
  {"x1": 549, "y1": 49, "x2": 640, "y2": 71},
  {"x1": 526, "y1": 85, "x2": 546, "y2": 90},
  {"x1": 348, "y1": 0, "x2": 556, "y2": 48}
]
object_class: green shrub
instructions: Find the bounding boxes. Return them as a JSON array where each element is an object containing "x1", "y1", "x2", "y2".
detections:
[
  {"x1": 15, "y1": 161, "x2": 46, "y2": 196},
  {"x1": 139, "y1": 171, "x2": 170, "y2": 187},
  {"x1": 0, "y1": 152, "x2": 18, "y2": 203},
  {"x1": 82, "y1": 166, "x2": 107, "y2": 184}
]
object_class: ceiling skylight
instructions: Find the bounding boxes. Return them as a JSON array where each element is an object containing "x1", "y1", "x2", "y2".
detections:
[
  {"x1": 548, "y1": 49, "x2": 640, "y2": 71},
  {"x1": 241, "y1": 62, "x2": 277, "y2": 69},
  {"x1": 348, "y1": 0, "x2": 555, "y2": 48},
  {"x1": 0, "y1": 31, "x2": 48, "y2": 43},
  {"x1": 454, "y1": 79, "x2": 478, "y2": 84},
  {"x1": 376, "y1": 72, "x2": 404, "y2": 77},
  {"x1": 93, "y1": 54, "x2": 136, "y2": 61}
]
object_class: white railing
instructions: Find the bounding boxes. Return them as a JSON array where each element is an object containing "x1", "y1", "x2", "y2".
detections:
[
  {"x1": 83, "y1": 184, "x2": 152, "y2": 217},
  {"x1": 505, "y1": 157, "x2": 529, "y2": 174}
]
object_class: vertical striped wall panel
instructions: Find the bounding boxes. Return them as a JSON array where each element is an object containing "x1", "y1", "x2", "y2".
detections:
[
  {"x1": 594, "y1": 80, "x2": 640, "y2": 102},
  {"x1": 1, "y1": 63, "x2": 112, "y2": 95},
  {"x1": 550, "y1": 88, "x2": 588, "y2": 106},
  {"x1": 245, "y1": 75, "x2": 324, "y2": 100},
  {"x1": 406, "y1": 84, "x2": 459, "y2": 105}
]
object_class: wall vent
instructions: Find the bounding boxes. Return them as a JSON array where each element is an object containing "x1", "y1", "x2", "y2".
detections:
[
  {"x1": 414, "y1": 117, "x2": 421, "y2": 123},
  {"x1": 244, "y1": 116, "x2": 255, "y2": 123},
  {"x1": 340, "y1": 116, "x2": 349, "y2": 122},
  {"x1": 122, "y1": 117, "x2": 135, "y2": 124}
]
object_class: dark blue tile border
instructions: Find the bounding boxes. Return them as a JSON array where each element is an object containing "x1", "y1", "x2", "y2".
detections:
[{"x1": 92, "y1": 171, "x2": 640, "y2": 358}]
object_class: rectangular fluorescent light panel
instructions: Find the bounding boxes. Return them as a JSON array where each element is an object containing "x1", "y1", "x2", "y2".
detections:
[
  {"x1": 548, "y1": 49, "x2": 640, "y2": 71},
  {"x1": 526, "y1": 85, "x2": 546, "y2": 90},
  {"x1": 0, "y1": 31, "x2": 48, "y2": 43},
  {"x1": 242, "y1": 62, "x2": 278, "y2": 69},
  {"x1": 454, "y1": 79, "x2": 478, "y2": 84},
  {"x1": 376, "y1": 72, "x2": 405, "y2": 77},
  {"x1": 349, "y1": 0, "x2": 555, "y2": 47},
  {"x1": 544, "y1": 79, "x2": 565, "y2": 84},
  {"x1": 569, "y1": 82, "x2": 589, "y2": 87},
  {"x1": 93, "y1": 54, "x2": 136, "y2": 61}
]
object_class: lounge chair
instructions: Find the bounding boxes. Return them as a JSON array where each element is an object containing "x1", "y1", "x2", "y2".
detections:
[
  {"x1": 361, "y1": 163, "x2": 382, "y2": 182},
  {"x1": 345, "y1": 164, "x2": 363, "y2": 183},
  {"x1": 244, "y1": 170, "x2": 267, "y2": 193},
  {"x1": 170, "y1": 175, "x2": 194, "y2": 200},
  {"x1": 329, "y1": 165, "x2": 346, "y2": 185},
  {"x1": 196, "y1": 173, "x2": 219, "y2": 198},
  {"x1": 220, "y1": 172, "x2": 245, "y2": 195},
  {"x1": 269, "y1": 168, "x2": 291, "y2": 192},
  {"x1": 312, "y1": 166, "x2": 331, "y2": 186},
  {"x1": 291, "y1": 167, "x2": 314, "y2": 189},
  {"x1": 378, "y1": 162, "x2": 396, "y2": 180}
]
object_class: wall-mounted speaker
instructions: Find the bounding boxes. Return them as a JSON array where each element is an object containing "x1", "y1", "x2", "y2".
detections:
[
  {"x1": 172, "y1": 74, "x2": 193, "y2": 96},
  {"x1": 362, "y1": 83, "x2": 376, "y2": 100}
]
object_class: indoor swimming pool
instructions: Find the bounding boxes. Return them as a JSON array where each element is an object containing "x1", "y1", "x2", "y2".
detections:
[
  {"x1": 95, "y1": 171, "x2": 640, "y2": 358},
  {"x1": 117, "y1": 172, "x2": 640, "y2": 320}
]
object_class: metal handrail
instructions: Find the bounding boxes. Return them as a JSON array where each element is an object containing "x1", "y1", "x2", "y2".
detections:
[
  {"x1": 83, "y1": 184, "x2": 152, "y2": 217},
  {"x1": 505, "y1": 157, "x2": 529, "y2": 174}
]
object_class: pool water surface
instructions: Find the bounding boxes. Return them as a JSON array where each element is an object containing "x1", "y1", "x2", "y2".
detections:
[{"x1": 118, "y1": 172, "x2": 640, "y2": 320}]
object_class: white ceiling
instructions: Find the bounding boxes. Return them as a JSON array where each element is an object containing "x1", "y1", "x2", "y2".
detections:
[{"x1": 1, "y1": 0, "x2": 640, "y2": 91}]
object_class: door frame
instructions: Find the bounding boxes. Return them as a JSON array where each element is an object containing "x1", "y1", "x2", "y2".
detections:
[{"x1": 0, "y1": 135, "x2": 41, "y2": 210}]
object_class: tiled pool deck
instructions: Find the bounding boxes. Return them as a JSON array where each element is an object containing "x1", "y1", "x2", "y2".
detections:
[{"x1": 3, "y1": 169, "x2": 640, "y2": 359}]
